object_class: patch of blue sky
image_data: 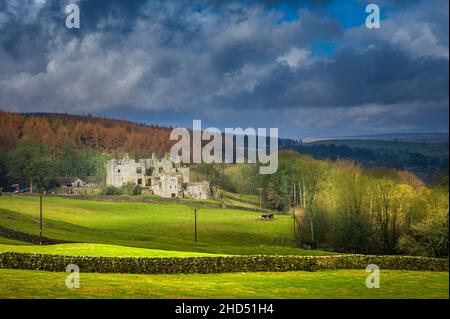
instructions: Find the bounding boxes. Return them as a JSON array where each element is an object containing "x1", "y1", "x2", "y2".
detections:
[
  {"x1": 274, "y1": 2, "x2": 300, "y2": 23},
  {"x1": 326, "y1": 0, "x2": 393, "y2": 29},
  {"x1": 310, "y1": 40, "x2": 341, "y2": 57},
  {"x1": 326, "y1": 0, "x2": 368, "y2": 29}
]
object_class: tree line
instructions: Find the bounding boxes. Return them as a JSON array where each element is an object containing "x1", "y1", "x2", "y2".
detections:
[
  {"x1": 1, "y1": 140, "x2": 108, "y2": 192},
  {"x1": 198, "y1": 151, "x2": 449, "y2": 258},
  {"x1": 0, "y1": 109, "x2": 178, "y2": 191},
  {"x1": 279, "y1": 139, "x2": 449, "y2": 182},
  {"x1": 264, "y1": 151, "x2": 448, "y2": 257},
  {"x1": 0, "y1": 110, "x2": 174, "y2": 158}
]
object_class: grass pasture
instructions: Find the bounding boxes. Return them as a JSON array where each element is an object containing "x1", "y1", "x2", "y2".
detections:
[
  {"x1": 0, "y1": 269, "x2": 447, "y2": 299},
  {"x1": 0, "y1": 195, "x2": 448, "y2": 299},
  {"x1": 0, "y1": 195, "x2": 329, "y2": 256},
  {"x1": 221, "y1": 190, "x2": 261, "y2": 209},
  {"x1": 0, "y1": 243, "x2": 222, "y2": 257},
  {"x1": 0, "y1": 236, "x2": 28, "y2": 245}
]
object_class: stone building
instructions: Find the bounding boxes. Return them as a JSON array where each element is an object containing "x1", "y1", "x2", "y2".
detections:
[
  {"x1": 72, "y1": 178, "x2": 85, "y2": 188},
  {"x1": 106, "y1": 154, "x2": 209, "y2": 199},
  {"x1": 185, "y1": 181, "x2": 210, "y2": 200}
]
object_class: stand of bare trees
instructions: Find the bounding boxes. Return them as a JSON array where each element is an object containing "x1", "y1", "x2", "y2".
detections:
[{"x1": 264, "y1": 151, "x2": 449, "y2": 257}]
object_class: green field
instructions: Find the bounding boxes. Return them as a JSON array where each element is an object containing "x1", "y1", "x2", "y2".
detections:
[
  {"x1": 0, "y1": 195, "x2": 329, "y2": 256},
  {"x1": 0, "y1": 269, "x2": 447, "y2": 299},
  {"x1": 0, "y1": 243, "x2": 222, "y2": 257},
  {"x1": 0, "y1": 236, "x2": 28, "y2": 245},
  {"x1": 221, "y1": 190, "x2": 260, "y2": 209},
  {"x1": 1, "y1": 195, "x2": 447, "y2": 299}
]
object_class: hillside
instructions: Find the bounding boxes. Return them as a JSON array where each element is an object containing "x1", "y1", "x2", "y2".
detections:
[
  {"x1": 281, "y1": 139, "x2": 449, "y2": 182},
  {"x1": 0, "y1": 110, "x2": 174, "y2": 157},
  {"x1": 301, "y1": 133, "x2": 449, "y2": 144},
  {"x1": 306, "y1": 139, "x2": 449, "y2": 157},
  {"x1": 0, "y1": 196, "x2": 330, "y2": 256}
]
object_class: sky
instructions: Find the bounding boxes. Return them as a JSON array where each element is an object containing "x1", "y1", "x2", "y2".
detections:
[{"x1": 0, "y1": 0, "x2": 448, "y2": 138}]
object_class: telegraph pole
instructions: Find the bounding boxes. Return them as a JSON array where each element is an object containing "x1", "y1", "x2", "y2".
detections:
[
  {"x1": 239, "y1": 175, "x2": 242, "y2": 200},
  {"x1": 194, "y1": 209, "x2": 198, "y2": 243},
  {"x1": 293, "y1": 183, "x2": 296, "y2": 240},
  {"x1": 39, "y1": 194, "x2": 43, "y2": 245},
  {"x1": 291, "y1": 169, "x2": 297, "y2": 241},
  {"x1": 257, "y1": 188, "x2": 263, "y2": 212}
]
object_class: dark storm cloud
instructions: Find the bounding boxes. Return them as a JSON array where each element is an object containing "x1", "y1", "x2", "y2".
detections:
[
  {"x1": 212, "y1": 45, "x2": 448, "y2": 109},
  {"x1": 0, "y1": 0, "x2": 448, "y2": 136}
]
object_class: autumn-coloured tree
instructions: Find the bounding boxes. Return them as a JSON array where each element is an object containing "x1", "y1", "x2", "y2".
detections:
[
  {"x1": 0, "y1": 111, "x2": 175, "y2": 156},
  {"x1": 0, "y1": 109, "x2": 23, "y2": 150}
]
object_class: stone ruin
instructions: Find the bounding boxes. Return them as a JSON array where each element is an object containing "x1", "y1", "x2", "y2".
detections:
[{"x1": 106, "y1": 153, "x2": 210, "y2": 199}]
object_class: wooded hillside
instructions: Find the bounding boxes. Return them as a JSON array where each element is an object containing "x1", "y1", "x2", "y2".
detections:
[{"x1": 0, "y1": 110, "x2": 174, "y2": 158}]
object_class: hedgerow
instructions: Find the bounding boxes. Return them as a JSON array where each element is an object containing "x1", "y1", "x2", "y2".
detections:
[
  {"x1": 0, "y1": 253, "x2": 447, "y2": 274},
  {"x1": 0, "y1": 226, "x2": 72, "y2": 245}
]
